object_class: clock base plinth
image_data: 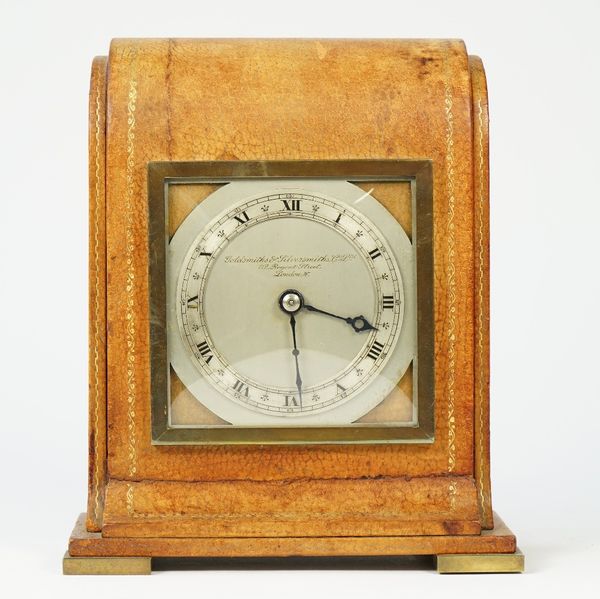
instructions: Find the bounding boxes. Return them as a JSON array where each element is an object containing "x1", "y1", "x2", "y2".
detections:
[{"x1": 65, "y1": 512, "x2": 523, "y2": 574}]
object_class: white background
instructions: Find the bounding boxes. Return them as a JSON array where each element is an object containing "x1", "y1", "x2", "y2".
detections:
[{"x1": 1, "y1": 0, "x2": 599, "y2": 596}]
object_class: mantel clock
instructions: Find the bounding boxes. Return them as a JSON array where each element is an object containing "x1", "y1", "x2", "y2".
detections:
[{"x1": 64, "y1": 38, "x2": 523, "y2": 574}]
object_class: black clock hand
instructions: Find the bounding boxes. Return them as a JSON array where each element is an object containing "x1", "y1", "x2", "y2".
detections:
[
  {"x1": 303, "y1": 303, "x2": 378, "y2": 333},
  {"x1": 289, "y1": 313, "x2": 303, "y2": 407}
]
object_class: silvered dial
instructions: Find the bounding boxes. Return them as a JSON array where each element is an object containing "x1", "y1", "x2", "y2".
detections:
[{"x1": 168, "y1": 180, "x2": 415, "y2": 426}]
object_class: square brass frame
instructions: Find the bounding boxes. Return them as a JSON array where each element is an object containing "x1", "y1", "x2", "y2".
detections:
[{"x1": 148, "y1": 160, "x2": 434, "y2": 445}]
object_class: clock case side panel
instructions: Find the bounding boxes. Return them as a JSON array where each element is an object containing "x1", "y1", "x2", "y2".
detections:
[
  {"x1": 87, "y1": 56, "x2": 108, "y2": 532},
  {"x1": 469, "y1": 56, "x2": 493, "y2": 529}
]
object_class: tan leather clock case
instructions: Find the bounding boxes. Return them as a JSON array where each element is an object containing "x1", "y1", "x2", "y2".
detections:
[{"x1": 77, "y1": 39, "x2": 506, "y2": 556}]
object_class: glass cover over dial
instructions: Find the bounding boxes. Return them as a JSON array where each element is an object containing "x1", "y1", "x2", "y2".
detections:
[{"x1": 167, "y1": 180, "x2": 415, "y2": 426}]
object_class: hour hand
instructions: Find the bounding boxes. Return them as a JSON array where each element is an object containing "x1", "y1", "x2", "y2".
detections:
[{"x1": 303, "y1": 304, "x2": 378, "y2": 333}]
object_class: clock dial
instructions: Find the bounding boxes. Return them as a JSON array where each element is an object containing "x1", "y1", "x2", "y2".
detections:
[{"x1": 167, "y1": 180, "x2": 415, "y2": 425}]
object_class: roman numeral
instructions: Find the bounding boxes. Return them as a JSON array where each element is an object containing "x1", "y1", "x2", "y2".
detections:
[
  {"x1": 282, "y1": 199, "x2": 301, "y2": 211},
  {"x1": 199, "y1": 251, "x2": 212, "y2": 257},
  {"x1": 196, "y1": 341, "x2": 213, "y2": 364},
  {"x1": 336, "y1": 382, "x2": 346, "y2": 396},
  {"x1": 335, "y1": 213, "x2": 342, "y2": 224},
  {"x1": 284, "y1": 395, "x2": 299, "y2": 406},
  {"x1": 367, "y1": 340, "x2": 384, "y2": 360},
  {"x1": 187, "y1": 295, "x2": 199, "y2": 309},
  {"x1": 232, "y1": 379, "x2": 250, "y2": 397},
  {"x1": 368, "y1": 248, "x2": 382, "y2": 260},
  {"x1": 382, "y1": 295, "x2": 395, "y2": 310},
  {"x1": 233, "y1": 211, "x2": 250, "y2": 225}
]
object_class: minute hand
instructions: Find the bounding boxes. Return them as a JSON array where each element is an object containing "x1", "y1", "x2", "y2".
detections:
[
  {"x1": 289, "y1": 314, "x2": 303, "y2": 407},
  {"x1": 303, "y1": 304, "x2": 378, "y2": 333}
]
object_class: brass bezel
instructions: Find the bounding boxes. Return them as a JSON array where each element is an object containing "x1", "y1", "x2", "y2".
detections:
[{"x1": 148, "y1": 160, "x2": 434, "y2": 445}]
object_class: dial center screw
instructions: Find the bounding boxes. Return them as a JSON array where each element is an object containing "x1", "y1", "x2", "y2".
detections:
[{"x1": 279, "y1": 289, "x2": 304, "y2": 314}]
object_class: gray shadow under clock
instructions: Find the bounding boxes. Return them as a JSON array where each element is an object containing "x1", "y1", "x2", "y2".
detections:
[{"x1": 152, "y1": 555, "x2": 434, "y2": 572}]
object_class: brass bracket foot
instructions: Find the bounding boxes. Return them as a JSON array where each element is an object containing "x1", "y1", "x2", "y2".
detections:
[
  {"x1": 63, "y1": 552, "x2": 151, "y2": 575},
  {"x1": 436, "y1": 548, "x2": 524, "y2": 574}
]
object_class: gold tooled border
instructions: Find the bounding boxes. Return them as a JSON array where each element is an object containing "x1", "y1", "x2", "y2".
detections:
[
  {"x1": 124, "y1": 49, "x2": 139, "y2": 517},
  {"x1": 443, "y1": 46, "x2": 458, "y2": 512},
  {"x1": 126, "y1": 70, "x2": 139, "y2": 481}
]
